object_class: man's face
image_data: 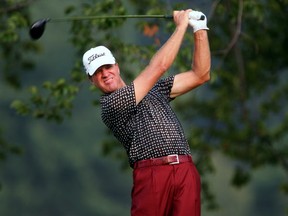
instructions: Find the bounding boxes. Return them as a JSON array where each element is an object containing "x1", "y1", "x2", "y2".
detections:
[{"x1": 90, "y1": 63, "x2": 123, "y2": 93}]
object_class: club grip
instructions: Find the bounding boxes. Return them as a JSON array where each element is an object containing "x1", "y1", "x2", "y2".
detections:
[{"x1": 164, "y1": 15, "x2": 174, "y2": 19}]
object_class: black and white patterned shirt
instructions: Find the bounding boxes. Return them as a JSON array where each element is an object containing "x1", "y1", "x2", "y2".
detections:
[{"x1": 100, "y1": 75, "x2": 191, "y2": 167}]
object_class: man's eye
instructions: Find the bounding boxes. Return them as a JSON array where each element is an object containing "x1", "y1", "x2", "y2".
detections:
[{"x1": 105, "y1": 65, "x2": 113, "y2": 69}]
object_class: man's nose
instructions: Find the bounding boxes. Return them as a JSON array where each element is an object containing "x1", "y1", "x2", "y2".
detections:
[{"x1": 101, "y1": 68, "x2": 109, "y2": 77}]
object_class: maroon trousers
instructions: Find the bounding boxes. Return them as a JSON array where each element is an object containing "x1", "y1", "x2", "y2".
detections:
[{"x1": 131, "y1": 160, "x2": 201, "y2": 216}]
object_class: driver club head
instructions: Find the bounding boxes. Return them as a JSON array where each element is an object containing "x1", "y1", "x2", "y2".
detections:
[{"x1": 29, "y1": 19, "x2": 50, "y2": 40}]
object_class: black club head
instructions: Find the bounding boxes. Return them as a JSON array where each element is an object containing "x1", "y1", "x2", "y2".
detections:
[{"x1": 29, "y1": 19, "x2": 49, "y2": 40}]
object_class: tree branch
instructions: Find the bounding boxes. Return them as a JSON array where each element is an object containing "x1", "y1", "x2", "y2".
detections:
[
  {"x1": 207, "y1": 0, "x2": 221, "y2": 20},
  {"x1": 212, "y1": 0, "x2": 244, "y2": 71}
]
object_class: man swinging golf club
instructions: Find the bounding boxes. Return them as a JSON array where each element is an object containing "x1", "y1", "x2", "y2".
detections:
[{"x1": 83, "y1": 9, "x2": 210, "y2": 216}]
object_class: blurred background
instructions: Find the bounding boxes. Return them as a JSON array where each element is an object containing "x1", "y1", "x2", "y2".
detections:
[{"x1": 1, "y1": 0, "x2": 288, "y2": 215}]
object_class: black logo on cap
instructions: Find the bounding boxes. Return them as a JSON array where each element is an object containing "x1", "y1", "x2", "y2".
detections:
[{"x1": 88, "y1": 53, "x2": 105, "y2": 64}]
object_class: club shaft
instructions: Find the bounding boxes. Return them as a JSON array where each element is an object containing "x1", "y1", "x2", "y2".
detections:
[{"x1": 48, "y1": 14, "x2": 173, "y2": 22}]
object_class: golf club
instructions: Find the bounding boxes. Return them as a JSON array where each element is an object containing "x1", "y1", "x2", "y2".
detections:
[{"x1": 29, "y1": 13, "x2": 205, "y2": 40}]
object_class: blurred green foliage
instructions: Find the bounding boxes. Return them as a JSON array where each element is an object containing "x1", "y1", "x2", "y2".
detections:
[
  {"x1": 11, "y1": 79, "x2": 79, "y2": 122},
  {"x1": 1, "y1": 0, "x2": 288, "y2": 215}
]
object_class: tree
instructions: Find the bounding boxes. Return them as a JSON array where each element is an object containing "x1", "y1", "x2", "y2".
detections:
[
  {"x1": 1, "y1": 0, "x2": 288, "y2": 214},
  {"x1": 0, "y1": 0, "x2": 37, "y2": 189}
]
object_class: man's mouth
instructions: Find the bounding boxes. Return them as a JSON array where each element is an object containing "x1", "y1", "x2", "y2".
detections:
[{"x1": 104, "y1": 77, "x2": 113, "y2": 84}]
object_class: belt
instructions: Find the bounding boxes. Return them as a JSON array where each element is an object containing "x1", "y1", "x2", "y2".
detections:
[{"x1": 134, "y1": 154, "x2": 192, "y2": 169}]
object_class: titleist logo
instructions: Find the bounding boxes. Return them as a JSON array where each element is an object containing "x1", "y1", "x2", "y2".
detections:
[{"x1": 88, "y1": 53, "x2": 105, "y2": 64}]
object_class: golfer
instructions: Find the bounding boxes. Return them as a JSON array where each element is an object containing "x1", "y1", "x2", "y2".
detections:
[{"x1": 83, "y1": 9, "x2": 210, "y2": 216}]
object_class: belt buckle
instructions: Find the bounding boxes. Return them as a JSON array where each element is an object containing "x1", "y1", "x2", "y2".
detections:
[{"x1": 168, "y1": 154, "x2": 179, "y2": 165}]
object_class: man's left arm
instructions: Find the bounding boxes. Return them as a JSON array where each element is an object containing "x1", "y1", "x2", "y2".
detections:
[{"x1": 170, "y1": 13, "x2": 211, "y2": 98}]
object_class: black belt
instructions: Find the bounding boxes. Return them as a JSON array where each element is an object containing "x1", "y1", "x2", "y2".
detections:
[{"x1": 134, "y1": 154, "x2": 192, "y2": 169}]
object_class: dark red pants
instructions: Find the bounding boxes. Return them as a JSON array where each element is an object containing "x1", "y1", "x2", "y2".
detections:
[{"x1": 131, "y1": 160, "x2": 201, "y2": 216}]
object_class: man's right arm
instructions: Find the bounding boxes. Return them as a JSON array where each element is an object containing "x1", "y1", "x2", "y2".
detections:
[{"x1": 133, "y1": 10, "x2": 191, "y2": 105}]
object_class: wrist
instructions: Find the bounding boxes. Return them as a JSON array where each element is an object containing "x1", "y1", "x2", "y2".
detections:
[
  {"x1": 194, "y1": 29, "x2": 208, "y2": 35},
  {"x1": 193, "y1": 26, "x2": 209, "y2": 33},
  {"x1": 175, "y1": 24, "x2": 188, "y2": 33}
]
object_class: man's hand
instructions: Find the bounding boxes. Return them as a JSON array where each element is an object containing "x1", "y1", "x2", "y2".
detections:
[
  {"x1": 188, "y1": 11, "x2": 209, "y2": 33},
  {"x1": 173, "y1": 10, "x2": 190, "y2": 30}
]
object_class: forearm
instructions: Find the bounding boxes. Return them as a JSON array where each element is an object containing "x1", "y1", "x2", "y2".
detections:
[
  {"x1": 149, "y1": 25, "x2": 187, "y2": 74},
  {"x1": 192, "y1": 30, "x2": 211, "y2": 80}
]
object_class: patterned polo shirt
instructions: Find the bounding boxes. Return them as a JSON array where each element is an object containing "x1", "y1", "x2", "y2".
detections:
[{"x1": 100, "y1": 75, "x2": 191, "y2": 167}]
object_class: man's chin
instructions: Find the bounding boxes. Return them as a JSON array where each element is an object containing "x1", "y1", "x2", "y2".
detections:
[{"x1": 103, "y1": 86, "x2": 117, "y2": 94}]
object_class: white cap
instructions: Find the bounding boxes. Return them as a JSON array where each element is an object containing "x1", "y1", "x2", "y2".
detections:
[{"x1": 82, "y1": 46, "x2": 116, "y2": 76}]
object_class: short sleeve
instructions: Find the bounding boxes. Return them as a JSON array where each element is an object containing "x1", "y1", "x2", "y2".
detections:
[{"x1": 155, "y1": 75, "x2": 175, "y2": 102}]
